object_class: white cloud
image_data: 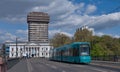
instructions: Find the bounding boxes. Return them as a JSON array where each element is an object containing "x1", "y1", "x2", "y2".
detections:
[
  {"x1": 16, "y1": 29, "x2": 28, "y2": 35},
  {"x1": 89, "y1": 12, "x2": 120, "y2": 30},
  {"x1": 31, "y1": 0, "x2": 76, "y2": 13},
  {"x1": 0, "y1": 32, "x2": 16, "y2": 43},
  {"x1": 85, "y1": 4, "x2": 97, "y2": 14},
  {"x1": 60, "y1": 31, "x2": 73, "y2": 37},
  {"x1": 0, "y1": 30, "x2": 28, "y2": 43},
  {"x1": 3, "y1": 16, "x2": 26, "y2": 23},
  {"x1": 1, "y1": 0, "x2": 120, "y2": 31},
  {"x1": 95, "y1": 32, "x2": 120, "y2": 38},
  {"x1": 114, "y1": 35, "x2": 120, "y2": 38},
  {"x1": 49, "y1": 30, "x2": 73, "y2": 38},
  {"x1": 28, "y1": 0, "x2": 120, "y2": 39},
  {"x1": 30, "y1": 0, "x2": 77, "y2": 21},
  {"x1": 27, "y1": 0, "x2": 120, "y2": 33},
  {"x1": 16, "y1": 30, "x2": 28, "y2": 42},
  {"x1": 95, "y1": 32, "x2": 105, "y2": 36}
]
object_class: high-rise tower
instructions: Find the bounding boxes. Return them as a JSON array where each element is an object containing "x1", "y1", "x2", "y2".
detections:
[{"x1": 27, "y1": 12, "x2": 49, "y2": 43}]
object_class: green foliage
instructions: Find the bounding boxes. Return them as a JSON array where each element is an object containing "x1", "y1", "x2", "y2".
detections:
[
  {"x1": 91, "y1": 43, "x2": 105, "y2": 56},
  {"x1": 50, "y1": 33, "x2": 71, "y2": 48},
  {"x1": 74, "y1": 28, "x2": 92, "y2": 42},
  {"x1": 91, "y1": 43, "x2": 114, "y2": 56},
  {"x1": 91, "y1": 35, "x2": 120, "y2": 56}
]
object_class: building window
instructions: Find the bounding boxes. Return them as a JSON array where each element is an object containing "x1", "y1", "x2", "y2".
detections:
[
  {"x1": 12, "y1": 53, "x2": 14, "y2": 57},
  {"x1": 46, "y1": 53, "x2": 48, "y2": 55},
  {"x1": 46, "y1": 48, "x2": 48, "y2": 50},
  {"x1": 16, "y1": 48, "x2": 18, "y2": 51},
  {"x1": 38, "y1": 53, "x2": 39, "y2": 56},
  {"x1": 29, "y1": 48, "x2": 31, "y2": 51},
  {"x1": 23, "y1": 48, "x2": 25, "y2": 52},
  {"x1": 16, "y1": 53, "x2": 18, "y2": 57},
  {"x1": 42, "y1": 53, "x2": 43, "y2": 56},
  {"x1": 20, "y1": 48, "x2": 22, "y2": 51},
  {"x1": 38, "y1": 48, "x2": 39, "y2": 51},
  {"x1": 12, "y1": 48, "x2": 14, "y2": 51},
  {"x1": 35, "y1": 48, "x2": 36, "y2": 51},
  {"x1": 26, "y1": 48, "x2": 28, "y2": 51}
]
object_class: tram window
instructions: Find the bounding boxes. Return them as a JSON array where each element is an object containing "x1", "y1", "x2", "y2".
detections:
[
  {"x1": 73, "y1": 48, "x2": 79, "y2": 56},
  {"x1": 62, "y1": 50, "x2": 65, "y2": 56},
  {"x1": 64, "y1": 50, "x2": 69, "y2": 56},
  {"x1": 80, "y1": 44, "x2": 90, "y2": 56},
  {"x1": 56, "y1": 51, "x2": 58, "y2": 56},
  {"x1": 59, "y1": 51, "x2": 61, "y2": 56},
  {"x1": 68, "y1": 48, "x2": 73, "y2": 56}
]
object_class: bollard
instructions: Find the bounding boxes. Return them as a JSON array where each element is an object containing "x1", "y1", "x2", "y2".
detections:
[{"x1": 0, "y1": 57, "x2": 6, "y2": 72}]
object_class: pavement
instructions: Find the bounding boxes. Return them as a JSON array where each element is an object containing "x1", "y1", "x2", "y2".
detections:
[
  {"x1": 7, "y1": 58, "x2": 120, "y2": 72},
  {"x1": 7, "y1": 59, "x2": 28, "y2": 72}
]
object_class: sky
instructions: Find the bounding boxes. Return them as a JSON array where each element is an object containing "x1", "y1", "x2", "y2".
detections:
[{"x1": 0, "y1": 0, "x2": 120, "y2": 43}]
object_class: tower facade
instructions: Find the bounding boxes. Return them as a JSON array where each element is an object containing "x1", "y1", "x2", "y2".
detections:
[{"x1": 27, "y1": 12, "x2": 49, "y2": 43}]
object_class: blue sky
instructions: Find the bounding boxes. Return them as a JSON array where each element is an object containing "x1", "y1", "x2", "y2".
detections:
[{"x1": 0, "y1": 0, "x2": 120, "y2": 43}]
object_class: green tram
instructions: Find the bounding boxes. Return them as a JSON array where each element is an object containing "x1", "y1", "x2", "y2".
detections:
[{"x1": 50, "y1": 42, "x2": 91, "y2": 63}]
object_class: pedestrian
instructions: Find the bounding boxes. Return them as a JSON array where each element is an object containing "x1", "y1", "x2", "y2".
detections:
[{"x1": 32, "y1": 54, "x2": 34, "y2": 57}]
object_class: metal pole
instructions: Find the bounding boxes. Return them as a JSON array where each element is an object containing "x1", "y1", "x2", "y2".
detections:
[{"x1": 16, "y1": 38, "x2": 18, "y2": 58}]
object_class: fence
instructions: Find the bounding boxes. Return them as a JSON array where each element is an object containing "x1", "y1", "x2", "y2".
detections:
[
  {"x1": 7, "y1": 58, "x2": 20, "y2": 70},
  {"x1": 92, "y1": 55, "x2": 120, "y2": 62}
]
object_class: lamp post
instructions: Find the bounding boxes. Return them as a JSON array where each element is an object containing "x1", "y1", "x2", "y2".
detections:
[
  {"x1": 16, "y1": 37, "x2": 20, "y2": 58},
  {"x1": 16, "y1": 38, "x2": 18, "y2": 58}
]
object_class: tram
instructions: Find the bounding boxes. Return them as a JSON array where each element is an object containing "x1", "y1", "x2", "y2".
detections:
[{"x1": 50, "y1": 42, "x2": 91, "y2": 63}]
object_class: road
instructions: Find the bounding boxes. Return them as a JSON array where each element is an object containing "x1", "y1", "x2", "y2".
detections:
[{"x1": 7, "y1": 58, "x2": 120, "y2": 72}]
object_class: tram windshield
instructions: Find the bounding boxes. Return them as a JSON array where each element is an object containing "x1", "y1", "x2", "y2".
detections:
[{"x1": 80, "y1": 44, "x2": 90, "y2": 56}]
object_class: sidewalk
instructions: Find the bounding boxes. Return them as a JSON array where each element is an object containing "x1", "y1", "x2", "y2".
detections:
[{"x1": 7, "y1": 59, "x2": 28, "y2": 72}]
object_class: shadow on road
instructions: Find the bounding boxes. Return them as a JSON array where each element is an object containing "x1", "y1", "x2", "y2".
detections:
[{"x1": 49, "y1": 59, "x2": 89, "y2": 65}]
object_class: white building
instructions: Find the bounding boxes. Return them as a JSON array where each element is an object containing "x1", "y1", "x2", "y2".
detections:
[{"x1": 5, "y1": 42, "x2": 53, "y2": 58}]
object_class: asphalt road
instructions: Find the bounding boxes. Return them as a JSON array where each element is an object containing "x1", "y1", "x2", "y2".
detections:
[{"x1": 7, "y1": 58, "x2": 120, "y2": 72}]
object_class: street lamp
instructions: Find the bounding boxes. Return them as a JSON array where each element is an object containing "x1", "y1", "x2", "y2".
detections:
[
  {"x1": 16, "y1": 37, "x2": 20, "y2": 58},
  {"x1": 16, "y1": 37, "x2": 18, "y2": 58}
]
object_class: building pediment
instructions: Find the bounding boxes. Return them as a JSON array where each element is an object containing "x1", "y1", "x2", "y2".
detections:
[{"x1": 26, "y1": 42, "x2": 40, "y2": 46}]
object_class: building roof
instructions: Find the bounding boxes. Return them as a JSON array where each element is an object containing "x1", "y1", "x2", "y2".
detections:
[
  {"x1": 5, "y1": 42, "x2": 51, "y2": 46},
  {"x1": 27, "y1": 12, "x2": 49, "y2": 23}
]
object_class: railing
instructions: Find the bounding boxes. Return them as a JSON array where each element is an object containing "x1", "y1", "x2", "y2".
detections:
[
  {"x1": 7, "y1": 58, "x2": 20, "y2": 70},
  {"x1": 92, "y1": 55, "x2": 120, "y2": 62}
]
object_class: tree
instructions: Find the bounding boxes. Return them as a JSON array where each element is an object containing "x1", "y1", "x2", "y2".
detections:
[
  {"x1": 91, "y1": 35, "x2": 120, "y2": 56},
  {"x1": 50, "y1": 33, "x2": 71, "y2": 48},
  {"x1": 91, "y1": 42, "x2": 114, "y2": 56},
  {"x1": 74, "y1": 28, "x2": 93, "y2": 42}
]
